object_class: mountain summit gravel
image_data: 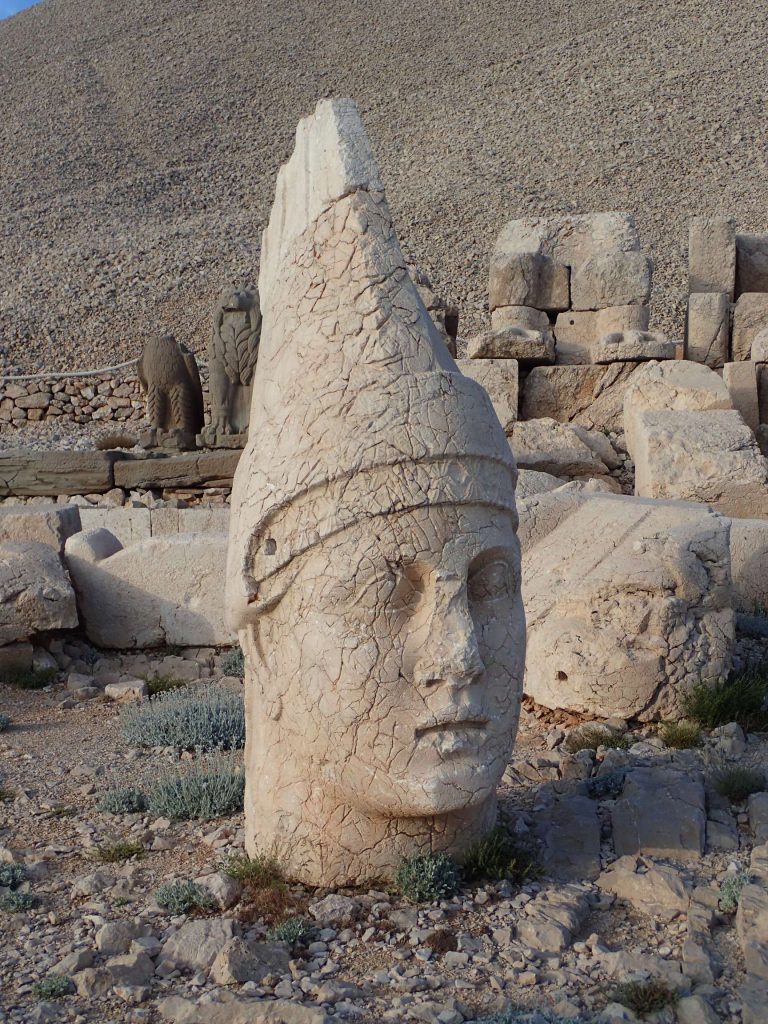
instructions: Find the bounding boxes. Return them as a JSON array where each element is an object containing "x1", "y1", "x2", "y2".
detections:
[{"x1": 1, "y1": 0, "x2": 767, "y2": 373}]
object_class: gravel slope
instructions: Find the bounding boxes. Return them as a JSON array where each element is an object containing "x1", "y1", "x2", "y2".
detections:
[{"x1": 1, "y1": 0, "x2": 767, "y2": 373}]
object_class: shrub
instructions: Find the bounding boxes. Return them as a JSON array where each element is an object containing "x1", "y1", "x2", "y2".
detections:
[
  {"x1": 31, "y1": 976, "x2": 72, "y2": 1000},
  {"x1": 0, "y1": 891, "x2": 37, "y2": 912},
  {"x1": 588, "y1": 769, "x2": 627, "y2": 801},
  {"x1": 147, "y1": 757, "x2": 245, "y2": 820},
  {"x1": 267, "y1": 915, "x2": 313, "y2": 946},
  {"x1": 720, "y1": 869, "x2": 750, "y2": 913},
  {"x1": 221, "y1": 646, "x2": 245, "y2": 678},
  {"x1": 0, "y1": 863, "x2": 26, "y2": 889},
  {"x1": 610, "y1": 979, "x2": 677, "y2": 1015},
  {"x1": 2, "y1": 668, "x2": 56, "y2": 690},
  {"x1": 0, "y1": 713, "x2": 10, "y2": 731},
  {"x1": 94, "y1": 840, "x2": 144, "y2": 863},
  {"x1": 224, "y1": 851, "x2": 284, "y2": 888},
  {"x1": 97, "y1": 787, "x2": 147, "y2": 814},
  {"x1": 682, "y1": 669, "x2": 768, "y2": 732},
  {"x1": 563, "y1": 726, "x2": 630, "y2": 754},
  {"x1": 145, "y1": 674, "x2": 187, "y2": 697},
  {"x1": 473, "y1": 1011, "x2": 592, "y2": 1024},
  {"x1": 462, "y1": 828, "x2": 540, "y2": 884},
  {"x1": 660, "y1": 721, "x2": 703, "y2": 749},
  {"x1": 395, "y1": 852, "x2": 462, "y2": 903},
  {"x1": 121, "y1": 685, "x2": 244, "y2": 750},
  {"x1": 713, "y1": 766, "x2": 766, "y2": 803},
  {"x1": 155, "y1": 879, "x2": 215, "y2": 915}
]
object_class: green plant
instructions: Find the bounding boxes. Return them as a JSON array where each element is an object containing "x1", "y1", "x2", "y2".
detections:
[
  {"x1": 395, "y1": 852, "x2": 462, "y2": 903},
  {"x1": 155, "y1": 879, "x2": 215, "y2": 914},
  {"x1": 31, "y1": 976, "x2": 71, "y2": 1000},
  {"x1": 720, "y1": 869, "x2": 750, "y2": 913},
  {"x1": 113, "y1": 896, "x2": 132, "y2": 908},
  {"x1": 0, "y1": 713, "x2": 10, "y2": 731},
  {"x1": 97, "y1": 787, "x2": 148, "y2": 814},
  {"x1": 145, "y1": 674, "x2": 187, "y2": 697},
  {"x1": 267, "y1": 915, "x2": 313, "y2": 947},
  {"x1": 147, "y1": 756, "x2": 245, "y2": 820},
  {"x1": 120, "y1": 685, "x2": 245, "y2": 750},
  {"x1": 682, "y1": 669, "x2": 768, "y2": 732},
  {"x1": 660, "y1": 720, "x2": 703, "y2": 748},
  {"x1": 94, "y1": 840, "x2": 144, "y2": 863},
  {"x1": 713, "y1": 766, "x2": 766, "y2": 803},
  {"x1": 224, "y1": 850, "x2": 284, "y2": 888},
  {"x1": 610, "y1": 979, "x2": 677, "y2": 1015},
  {"x1": 563, "y1": 726, "x2": 630, "y2": 754},
  {"x1": 221, "y1": 646, "x2": 245, "y2": 678},
  {"x1": 473, "y1": 1011, "x2": 592, "y2": 1024},
  {"x1": 462, "y1": 828, "x2": 540, "y2": 884},
  {"x1": 0, "y1": 891, "x2": 37, "y2": 912},
  {"x1": 1, "y1": 668, "x2": 56, "y2": 690},
  {"x1": 0, "y1": 863, "x2": 26, "y2": 889},
  {"x1": 588, "y1": 769, "x2": 627, "y2": 800}
]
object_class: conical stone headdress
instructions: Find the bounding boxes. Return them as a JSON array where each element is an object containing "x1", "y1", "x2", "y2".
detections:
[{"x1": 226, "y1": 99, "x2": 518, "y2": 627}]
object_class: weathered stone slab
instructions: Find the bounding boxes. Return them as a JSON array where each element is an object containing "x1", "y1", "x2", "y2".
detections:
[
  {"x1": 734, "y1": 293, "x2": 768, "y2": 362},
  {"x1": 516, "y1": 469, "x2": 564, "y2": 500},
  {"x1": 623, "y1": 359, "x2": 732, "y2": 457},
  {"x1": 490, "y1": 304, "x2": 551, "y2": 332},
  {"x1": 571, "y1": 251, "x2": 652, "y2": 311},
  {"x1": 65, "y1": 529, "x2": 235, "y2": 648},
  {"x1": 0, "y1": 541, "x2": 78, "y2": 644},
  {"x1": 78, "y1": 506, "x2": 229, "y2": 548},
  {"x1": 466, "y1": 326, "x2": 554, "y2": 365},
  {"x1": 554, "y1": 305, "x2": 650, "y2": 365},
  {"x1": 523, "y1": 496, "x2": 734, "y2": 719},
  {"x1": 489, "y1": 251, "x2": 569, "y2": 312},
  {"x1": 535, "y1": 792, "x2": 601, "y2": 881},
  {"x1": 0, "y1": 505, "x2": 81, "y2": 554},
  {"x1": 113, "y1": 451, "x2": 241, "y2": 490},
  {"x1": 517, "y1": 487, "x2": 597, "y2": 551},
  {"x1": 612, "y1": 768, "x2": 706, "y2": 860},
  {"x1": 592, "y1": 330, "x2": 674, "y2": 364},
  {"x1": 495, "y1": 213, "x2": 641, "y2": 266},
  {"x1": 510, "y1": 418, "x2": 608, "y2": 478},
  {"x1": 724, "y1": 360, "x2": 760, "y2": 432},
  {"x1": 631, "y1": 409, "x2": 768, "y2": 518},
  {"x1": 737, "y1": 882, "x2": 768, "y2": 982},
  {"x1": 737, "y1": 233, "x2": 768, "y2": 296},
  {"x1": 688, "y1": 216, "x2": 736, "y2": 298},
  {"x1": 521, "y1": 362, "x2": 642, "y2": 434},
  {"x1": 0, "y1": 450, "x2": 117, "y2": 497},
  {"x1": 597, "y1": 855, "x2": 689, "y2": 919},
  {"x1": 457, "y1": 358, "x2": 518, "y2": 432},
  {"x1": 158, "y1": 994, "x2": 330, "y2": 1024},
  {"x1": 686, "y1": 291, "x2": 729, "y2": 368}
]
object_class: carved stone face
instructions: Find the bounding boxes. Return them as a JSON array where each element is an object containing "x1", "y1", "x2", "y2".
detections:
[{"x1": 245, "y1": 503, "x2": 525, "y2": 818}]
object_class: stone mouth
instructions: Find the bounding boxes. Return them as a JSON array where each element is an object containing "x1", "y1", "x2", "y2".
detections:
[{"x1": 414, "y1": 718, "x2": 488, "y2": 739}]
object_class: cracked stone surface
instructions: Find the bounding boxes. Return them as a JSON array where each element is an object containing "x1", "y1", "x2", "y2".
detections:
[
  {"x1": 0, "y1": 540, "x2": 78, "y2": 645},
  {"x1": 226, "y1": 99, "x2": 525, "y2": 886}
]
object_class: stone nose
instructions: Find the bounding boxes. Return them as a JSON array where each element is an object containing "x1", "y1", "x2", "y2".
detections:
[{"x1": 412, "y1": 581, "x2": 485, "y2": 690}]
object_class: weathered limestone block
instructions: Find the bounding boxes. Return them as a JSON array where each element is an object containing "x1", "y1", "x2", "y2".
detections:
[
  {"x1": 613, "y1": 768, "x2": 707, "y2": 860},
  {"x1": 517, "y1": 488, "x2": 597, "y2": 551},
  {"x1": 737, "y1": 234, "x2": 768, "y2": 296},
  {"x1": 0, "y1": 542, "x2": 78, "y2": 644},
  {"x1": 724, "y1": 361, "x2": 760, "y2": 432},
  {"x1": 623, "y1": 359, "x2": 732, "y2": 457},
  {"x1": 158, "y1": 994, "x2": 330, "y2": 1024},
  {"x1": 466, "y1": 326, "x2": 554, "y2": 365},
  {"x1": 516, "y1": 470, "x2": 564, "y2": 500},
  {"x1": 457, "y1": 359, "x2": 518, "y2": 433},
  {"x1": 137, "y1": 334, "x2": 204, "y2": 437},
  {"x1": 207, "y1": 284, "x2": 261, "y2": 436},
  {"x1": 753, "y1": 327, "x2": 768, "y2": 363},
  {"x1": 597, "y1": 855, "x2": 690, "y2": 920},
  {"x1": 0, "y1": 641, "x2": 33, "y2": 672},
  {"x1": 488, "y1": 251, "x2": 569, "y2": 312},
  {"x1": 631, "y1": 410, "x2": 768, "y2": 518},
  {"x1": 0, "y1": 450, "x2": 117, "y2": 497},
  {"x1": 113, "y1": 451, "x2": 240, "y2": 490},
  {"x1": 510, "y1": 418, "x2": 608, "y2": 478},
  {"x1": 591, "y1": 330, "x2": 675, "y2": 364},
  {"x1": 0, "y1": 505, "x2": 81, "y2": 554},
  {"x1": 686, "y1": 291, "x2": 730, "y2": 368},
  {"x1": 523, "y1": 496, "x2": 734, "y2": 719},
  {"x1": 515, "y1": 885, "x2": 591, "y2": 953},
  {"x1": 570, "y1": 251, "x2": 652, "y2": 311},
  {"x1": 521, "y1": 363, "x2": 642, "y2": 434},
  {"x1": 65, "y1": 529, "x2": 234, "y2": 649},
  {"x1": 78, "y1": 506, "x2": 230, "y2": 548},
  {"x1": 534, "y1": 791, "x2": 601, "y2": 881},
  {"x1": 554, "y1": 305, "x2": 649, "y2": 365},
  {"x1": 490, "y1": 305, "x2": 550, "y2": 332},
  {"x1": 688, "y1": 216, "x2": 736, "y2": 298},
  {"x1": 730, "y1": 519, "x2": 768, "y2": 613},
  {"x1": 734, "y1": 293, "x2": 768, "y2": 362},
  {"x1": 737, "y1": 882, "x2": 768, "y2": 982},
  {"x1": 495, "y1": 213, "x2": 641, "y2": 266},
  {"x1": 409, "y1": 265, "x2": 459, "y2": 355},
  {"x1": 227, "y1": 99, "x2": 525, "y2": 886}
]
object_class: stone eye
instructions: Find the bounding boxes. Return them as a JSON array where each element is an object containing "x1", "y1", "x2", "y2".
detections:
[
  {"x1": 468, "y1": 560, "x2": 512, "y2": 603},
  {"x1": 390, "y1": 566, "x2": 426, "y2": 615}
]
